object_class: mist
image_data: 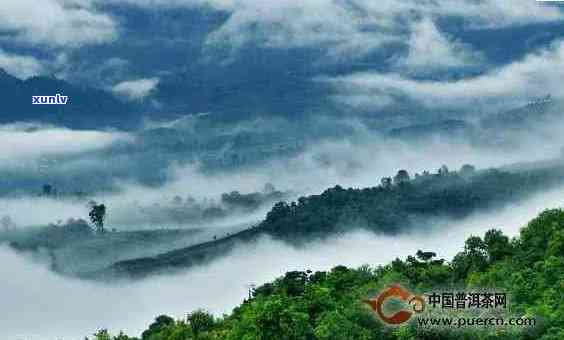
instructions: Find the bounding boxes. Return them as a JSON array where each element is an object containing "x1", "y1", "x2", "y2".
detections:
[
  {"x1": 3, "y1": 109, "x2": 564, "y2": 230},
  {"x1": 0, "y1": 123, "x2": 132, "y2": 169},
  {"x1": 2, "y1": 182, "x2": 563, "y2": 340},
  {"x1": 2, "y1": 110, "x2": 564, "y2": 339}
]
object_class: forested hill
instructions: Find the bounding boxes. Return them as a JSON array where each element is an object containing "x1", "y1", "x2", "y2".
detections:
[
  {"x1": 92, "y1": 160, "x2": 564, "y2": 279},
  {"x1": 90, "y1": 208, "x2": 564, "y2": 340},
  {"x1": 259, "y1": 166, "x2": 551, "y2": 237}
]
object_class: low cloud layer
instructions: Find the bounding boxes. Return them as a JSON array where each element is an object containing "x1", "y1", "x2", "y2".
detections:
[
  {"x1": 1, "y1": 2, "x2": 564, "y2": 339},
  {"x1": 0, "y1": 123, "x2": 132, "y2": 169},
  {"x1": 325, "y1": 40, "x2": 564, "y2": 111},
  {"x1": 1, "y1": 183, "x2": 563, "y2": 340},
  {"x1": 2, "y1": 115, "x2": 564, "y2": 229}
]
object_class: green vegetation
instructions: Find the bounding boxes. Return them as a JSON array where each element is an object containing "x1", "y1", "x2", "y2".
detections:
[
  {"x1": 7, "y1": 223, "x2": 205, "y2": 275},
  {"x1": 2, "y1": 185, "x2": 289, "y2": 276},
  {"x1": 89, "y1": 208, "x2": 564, "y2": 340},
  {"x1": 7, "y1": 161, "x2": 564, "y2": 279},
  {"x1": 89, "y1": 202, "x2": 107, "y2": 234},
  {"x1": 260, "y1": 165, "x2": 564, "y2": 238},
  {"x1": 102, "y1": 162, "x2": 564, "y2": 278}
]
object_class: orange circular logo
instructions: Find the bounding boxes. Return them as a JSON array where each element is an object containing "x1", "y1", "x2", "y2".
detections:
[{"x1": 364, "y1": 284, "x2": 425, "y2": 325}]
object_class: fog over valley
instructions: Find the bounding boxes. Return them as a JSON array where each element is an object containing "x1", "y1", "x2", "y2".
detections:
[
  {"x1": 2, "y1": 1, "x2": 564, "y2": 339},
  {"x1": 2, "y1": 182, "x2": 563, "y2": 340}
]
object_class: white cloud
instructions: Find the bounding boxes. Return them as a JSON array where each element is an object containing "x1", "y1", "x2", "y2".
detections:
[
  {"x1": 4, "y1": 117, "x2": 564, "y2": 229},
  {"x1": 1, "y1": 0, "x2": 553, "y2": 69},
  {"x1": 420, "y1": 0, "x2": 563, "y2": 28},
  {"x1": 0, "y1": 0, "x2": 558, "y2": 64},
  {"x1": 203, "y1": 0, "x2": 395, "y2": 59},
  {"x1": 100, "y1": 0, "x2": 563, "y2": 59},
  {"x1": 112, "y1": 78, "x2": 160, "y2": 101},
  {"x1": 209, "y1": 0, "x2": 562, "y2": 59},
  {"x1": 324, "y1": 40, "x2": 564, "y2": 110},
  {"x1": 0, "y1": 49, "x2": 44, "y2": 79},
  {"x1": 396, "y1": 18, "x2": 482, "y2": 71},
  {"x1": 0, "y1": 123, "x2": 133, "y2": 167},
  {"x1": 0, "y1": 0, "x2": 117, "y2": 48}
]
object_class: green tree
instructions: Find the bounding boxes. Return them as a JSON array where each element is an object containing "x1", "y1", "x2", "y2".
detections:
[
  {"x1": 393, "y1": 170, "x2": 410, "y2": 185},
  {"x1": 42, "y1": 183, "x2": 53, "y2": 196},
  {"x1": 188, "y1": 310, "x2": 215, "y2": 338},
  {"x1": 483, "y1": 229, "x2": 512, "y2": 262},
  {"x1": 452, "y1": 236, "x2": 488, "y2": 281},
  {"x1": 459, "y1": 164, "x2": 476, "y2": 178},
  {"x1": 415, "y1": 250, "x2": 437, "y2": 263},
  {"x1": 89, "y1": 202, "x2": 107, "y2": 233},
  {"x1": 229, "y1": 296, "x2": 311, "y2": 340},
  {"x1": 380, "y1": 177, "x2": 392, "y2": 189},
  {"x1": 93, "y1": 329, "x2": 112, "y2": 340},
  {"x1": 141, "y1": 315, "x2": 175, "y2": 340},
  {"x1": 314, "y1": 309, "x2": 372, "y2": 340}
]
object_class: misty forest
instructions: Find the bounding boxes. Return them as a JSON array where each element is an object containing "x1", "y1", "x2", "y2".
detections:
[{"x1": 2, "y1": 1, "x2": 564, "y2": 340}]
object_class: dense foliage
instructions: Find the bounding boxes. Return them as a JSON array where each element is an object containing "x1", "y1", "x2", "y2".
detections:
[
  {"x1": 101, "y1": 162, "x2": 564, "y2": 278},
  {"x1": 260, "y1": 165, "x2": 564, "y2": 237},
  {"x1": 90, "y1": 208, "x2": 564, "y2": 340}
]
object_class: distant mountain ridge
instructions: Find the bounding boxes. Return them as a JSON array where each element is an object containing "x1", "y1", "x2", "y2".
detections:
[
  {"x1": 86, "y1": 157, "x2": 564, "y2": 280},
  {"x1": 0, "y1": 69, "x2": 141, "y2": 130},
  {"x1": 385, "y1": 97, "x2": 563, "y2": 142}
]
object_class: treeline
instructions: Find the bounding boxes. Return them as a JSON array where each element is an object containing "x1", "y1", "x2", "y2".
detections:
[
  {"x1": 4, "y1": 184, "x2": 287, "y2": 253},
  {"x1": 89, "y1": 208, "x2": 564, "y2": 340},
  {"x1": 99, "y1": 162, "x2": 564, "y2": 278},
  {"x1": 260, "y1": 164, "x2": 563, "y2": 238},
  {"x1": 137, "y1": 185, "x2": 288, "y2": 225}
]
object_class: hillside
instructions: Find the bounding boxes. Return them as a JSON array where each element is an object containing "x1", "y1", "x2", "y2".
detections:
[
  {"x1": 90, "y1": 160, "x2": 564, "y2": 279},
  {"x1": 88, "y1": 208, "x2": 564, "y2": 340},
  {"x1": 6, "y1": 224, "x2": 207, "y2": 275}
]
